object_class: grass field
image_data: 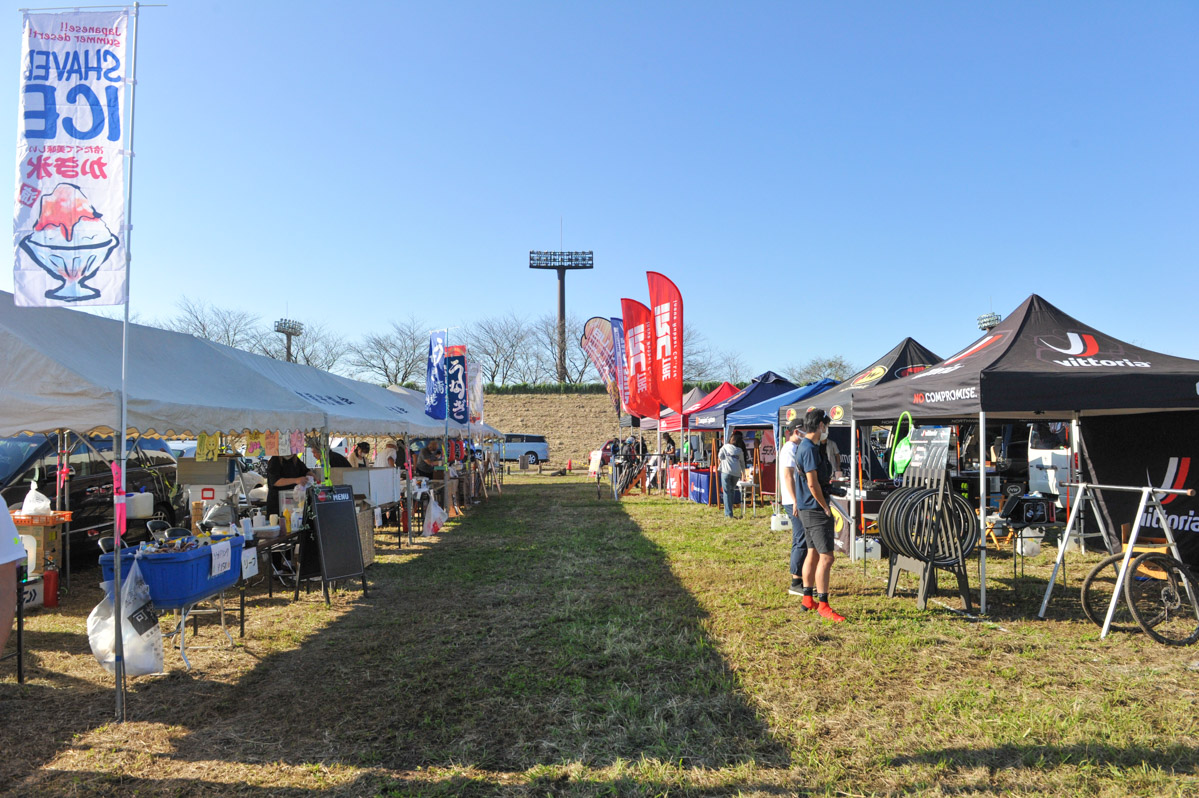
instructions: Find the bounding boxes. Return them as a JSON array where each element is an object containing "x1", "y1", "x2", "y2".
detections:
[{"x1": 2, "y1": 474, "x2": 1197, "y2": 796}]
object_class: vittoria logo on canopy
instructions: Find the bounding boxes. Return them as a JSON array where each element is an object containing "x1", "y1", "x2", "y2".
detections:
[
  {"x1": 829, "y1": 406, "x2": 845, "y2": 422},
  {"x1": 1036, "y1": 331, "x2": 1151, "y2": 369},
  {"x1": 895, "y1": 364, "x2": 931, "y2": 378}
]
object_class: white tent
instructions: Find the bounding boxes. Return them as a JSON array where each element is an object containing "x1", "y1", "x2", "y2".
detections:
[
  {"x1": 0, "y1": 293, "x2": 325, "y2": 437},
  {"x1": 201, "y1": 341, "x2": 431, "y2": 438},
  {"x1": 382, "y1": 384, "x2": 503, "y2": 439}
]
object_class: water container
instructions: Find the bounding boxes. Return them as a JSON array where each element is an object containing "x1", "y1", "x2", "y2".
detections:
[{"x1": 127, "y1": 490, "x2": 154, "y2": 519}]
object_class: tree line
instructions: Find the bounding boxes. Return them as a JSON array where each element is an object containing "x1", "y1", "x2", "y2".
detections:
[{"x1": 157, "y1": 299, "x2": 855, "y2": 387}]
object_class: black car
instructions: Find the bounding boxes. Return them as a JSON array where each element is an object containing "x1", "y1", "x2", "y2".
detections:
[{"x1": 0, "y1": 433, "x2": 186, "y2": 559}]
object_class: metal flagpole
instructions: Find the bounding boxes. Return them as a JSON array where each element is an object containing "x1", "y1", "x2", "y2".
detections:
[
  {"x1": 442, "y1": 328, "x2": 451, "y2": 516},
  {"x1": 110, "y1": 1, "x2": 142, "y2": 722}
]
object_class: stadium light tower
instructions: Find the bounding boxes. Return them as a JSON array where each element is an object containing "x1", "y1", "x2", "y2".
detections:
[
  {"x1": 977, "y1": 312, "x2": 1002, "y2": 332},
  {"x1": 274, "y1": 318, "x2": 304, "y2": 363},
  {"x1": 530, "y1": 250, "x2": 594, "y2": 382}
]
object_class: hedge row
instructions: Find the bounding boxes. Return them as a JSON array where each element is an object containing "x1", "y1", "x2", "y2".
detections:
[{"x1": 482, "y1": 381, "x2": 744, "y2": 395}]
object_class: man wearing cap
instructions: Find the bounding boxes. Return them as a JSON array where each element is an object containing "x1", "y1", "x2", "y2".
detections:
[
  {"x1": 796, "y1": 408, "x2": 846, "y2": 622},
  {"x1": 780, "y1": 419, "x2": 809, "y2": 596}
]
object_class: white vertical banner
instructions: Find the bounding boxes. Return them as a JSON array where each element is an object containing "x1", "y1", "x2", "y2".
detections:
[
  {"x1": 467, "y1": 359, "x2": 484, "y2": 425},
  {"x1": 13, "y1": 10, "x2": 130, "y2": 307}
]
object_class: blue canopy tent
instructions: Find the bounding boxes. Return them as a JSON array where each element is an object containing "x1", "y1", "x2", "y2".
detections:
[
  {"x1": 722, "y1": 378, "x2": 837, "y2": 500},
  {"x1": 724, "y1": 379, "x2": 838, "y2": 438},
  {"x1": 689, "y1": 371, "x2": 798, "y2": 431}
]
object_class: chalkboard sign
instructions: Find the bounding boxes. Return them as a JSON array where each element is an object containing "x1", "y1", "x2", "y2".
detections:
[
  {"x1": 907, "y1": 427, "x2": 951, "y2": 473},
  {"x1": 307, "y1": 484, "x2": 366, "y2": 584}
]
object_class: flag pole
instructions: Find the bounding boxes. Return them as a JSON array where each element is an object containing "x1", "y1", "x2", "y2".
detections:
[{"x1": 111, "y1": 1, "x2": 141, "y2": 722}]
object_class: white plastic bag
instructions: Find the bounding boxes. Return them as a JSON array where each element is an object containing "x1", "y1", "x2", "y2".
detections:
[
  {"x1": 21, "y1": 481, "x2": 51, "y2": 515},
  {"x1": 425, "y1": 498, "x2": 448, "y2": 536},
  {"x1": 87, "y1": 559, "x2": 164, "y2": 676}
]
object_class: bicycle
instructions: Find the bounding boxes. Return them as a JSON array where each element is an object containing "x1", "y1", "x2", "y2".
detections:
[
  {"x1": 1079, "y1": 553, "x2": 1139, "y2": 633},
  {"x1": 1122, "y1": 551, "x2": 1199, "y2": 647}
]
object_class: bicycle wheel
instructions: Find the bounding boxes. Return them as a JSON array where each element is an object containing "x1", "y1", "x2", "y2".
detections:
[
  {"x1": 1080, "y1": 553, "x2": 1138, "y2": 633},
  {"x1": 1123, "y1": 552, "x2": 1199, "y2": 646}
]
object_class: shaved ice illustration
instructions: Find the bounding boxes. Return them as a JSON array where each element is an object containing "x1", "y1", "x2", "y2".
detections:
[{"x1": 19, "y1": 183, "x2": 120, "y2": 302}]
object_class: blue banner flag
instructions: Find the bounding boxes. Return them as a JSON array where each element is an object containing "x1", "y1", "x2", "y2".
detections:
[
  {"x1": 425, "y1": 331, "x2": 446, "y2": 420},
  {"x1": 446, "y1": 355, "x2": 468, "y2": 424}
]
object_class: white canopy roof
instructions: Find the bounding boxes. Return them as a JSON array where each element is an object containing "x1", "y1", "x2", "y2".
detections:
[{"x1": 0, "y1": 293, "x2": 326, "y2": 437}]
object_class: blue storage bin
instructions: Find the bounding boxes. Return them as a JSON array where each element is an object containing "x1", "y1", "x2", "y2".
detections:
[{"x1": 99, "y1": 535, "x2": 244, "y2": 610}]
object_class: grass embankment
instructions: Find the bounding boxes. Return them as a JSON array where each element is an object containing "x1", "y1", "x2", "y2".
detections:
[{"x1": 2, "y1": 475, "x2": 1197, "y2": 796}]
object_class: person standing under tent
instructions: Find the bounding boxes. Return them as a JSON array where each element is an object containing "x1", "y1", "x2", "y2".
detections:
[
  {"x1": 416, "y1": 439, "x2": 444, "y2": 479},
  {"x1": 266, "y1": 453, "x2": 315, "y2": 518},
  {"x1": 348, "y1": 441, "x2": 371, "y2": 467},
  {"x1": 824, "y1": 433, "x2": 843, "y2": 480},
  {"x1": 796, "y1": 409, "x2": 845, "y2": 622},
  {"x1": 718, "y1": 431, "x2": 747, "y2": 519},
  {"x1": 373, "y1": 440, "x2": 398, "y2": 468},
  {"x1": 779, "y1": 420, "x2": 809, "y2": 597},
  {"x1": 661, "y1": 433, "x2": 677, "y2": 464}
]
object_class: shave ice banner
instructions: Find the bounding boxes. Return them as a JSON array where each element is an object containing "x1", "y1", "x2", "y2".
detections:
[{"x1": 13, "y1": 10, "x2": 130, "y2": 307}]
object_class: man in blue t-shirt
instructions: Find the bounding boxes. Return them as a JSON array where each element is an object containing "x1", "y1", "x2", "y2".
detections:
[{"x1": 795, "y1": 408, "x2": 845, "y2": 622}]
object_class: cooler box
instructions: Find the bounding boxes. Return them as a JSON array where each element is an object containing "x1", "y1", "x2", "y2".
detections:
[{"x1": 99, "y1": 535, "x2": 244, "y2": 609}]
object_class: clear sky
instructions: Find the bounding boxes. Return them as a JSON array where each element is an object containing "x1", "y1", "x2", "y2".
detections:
[{"x1": 1, "y1": 1, "x2": 1195, "y2": 376}]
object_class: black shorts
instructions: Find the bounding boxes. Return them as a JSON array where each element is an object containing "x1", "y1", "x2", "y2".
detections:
[{"x1": 798, "y1": 509, "x2": 835, "y2": 554}]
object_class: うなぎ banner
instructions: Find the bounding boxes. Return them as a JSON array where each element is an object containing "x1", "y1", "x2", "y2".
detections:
[{"x1": 13, "y1": 10, "x2": 130, "y2": 307}]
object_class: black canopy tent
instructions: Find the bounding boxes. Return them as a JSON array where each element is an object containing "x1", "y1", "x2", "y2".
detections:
[
  {"x1": 777, "y1": 337, "x2": 942, "y2": 483},
  {"x1": 851, "y1": 294, "x2": 1199, "y2": 613}
]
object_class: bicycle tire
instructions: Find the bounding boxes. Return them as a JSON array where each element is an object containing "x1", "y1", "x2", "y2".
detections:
[
  {"x1": 1123, "y1": 551, "x2": 1199, "y2": 646},
  {"x1": 1079, "y1": 553, "x2": 1139, "y2": 633}
]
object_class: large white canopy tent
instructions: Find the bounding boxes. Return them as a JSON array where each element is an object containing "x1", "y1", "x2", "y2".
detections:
[{"x1": 0, "y1": 292, "x2": 327, "y2": 438}]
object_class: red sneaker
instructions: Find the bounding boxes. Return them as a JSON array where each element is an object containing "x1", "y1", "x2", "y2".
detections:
[
  {"x1": 817, "y1": 602, "x2": 846, "y2": 623},
  {"x1": 800, "y1": 595, "x2": 816, "y2": 611}
]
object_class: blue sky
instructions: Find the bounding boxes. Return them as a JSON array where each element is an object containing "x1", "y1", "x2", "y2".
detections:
[{"x1": 1, "y1": 1, "x2": 1196, "y2": 376}]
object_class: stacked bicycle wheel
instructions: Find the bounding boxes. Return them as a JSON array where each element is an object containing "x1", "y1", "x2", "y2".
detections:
[{"x1": 877, "y1": 485, "x2": 978, "y2": 565}]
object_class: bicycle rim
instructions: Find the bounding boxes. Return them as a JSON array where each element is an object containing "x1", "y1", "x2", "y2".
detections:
[
  {"x1": 1124, "y1": 552, "x2": 1199, "y2": 646},
  {"x1": 1080, "y1": 553, "x2": 1138, "y2": 633}
]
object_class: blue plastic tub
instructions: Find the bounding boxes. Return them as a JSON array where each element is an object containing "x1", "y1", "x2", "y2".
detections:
[{"x1": 99, "y1": 536, "x2": 244, "y2": 610}]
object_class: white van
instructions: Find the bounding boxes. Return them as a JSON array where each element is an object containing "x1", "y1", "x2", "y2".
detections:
[
  {"x1": 494, "y1": 433, "x2": 550, "y2": 465},
  {"x1": 1027, "y1": 423, "x2": 1072, "y2": 506}
]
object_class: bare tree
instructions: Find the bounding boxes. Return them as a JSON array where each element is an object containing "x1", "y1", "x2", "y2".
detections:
[
  {"x1": 682, "y1": 324, "x2": 717, "y2": 382},
  {"x1": 464, "y1": 313, "x2": 531, "y2": 385},
  {"x1": 717, "y1": 348, "x2": 751, "y2": 384},
  {"x1": 346, "y1": 315, "x2": 427, "y2": 386},
  {"x1": 785, "y1": 355, "x2": 855, "y2": 385},
  {"x1": 163, "y1": 298, "x2": 260, "y2": 349},
  {"x1": 526, "y1": 313, "x2": 594, "y2": 384}
]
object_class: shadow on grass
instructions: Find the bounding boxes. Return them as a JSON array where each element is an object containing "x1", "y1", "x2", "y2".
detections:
[
  {"x1": 4, "y1": 478, "x2": 788, "y2": 792},
  {"x1": 889, "y1": 741, "x2": 1199, "y2": 781}
]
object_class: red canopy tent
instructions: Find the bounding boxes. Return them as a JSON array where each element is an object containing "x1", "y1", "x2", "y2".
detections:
[{"x1": 658, "y1": 382, "x2": 740, "y2": 433}]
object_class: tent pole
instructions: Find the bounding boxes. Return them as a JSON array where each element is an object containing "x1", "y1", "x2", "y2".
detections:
[
  {"x1": 978, "y1": 411, "x2": 988, "y2": 614},
  {"x1": 849, "y1": 418, "x2": 858, "y2": 563}
]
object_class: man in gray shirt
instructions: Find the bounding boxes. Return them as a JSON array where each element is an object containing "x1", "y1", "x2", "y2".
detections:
[{"x1": 718, "y1": 430, "x2": 746, "y2": 518}]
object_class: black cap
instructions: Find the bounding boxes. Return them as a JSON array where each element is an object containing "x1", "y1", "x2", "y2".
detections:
[{"x1": 785, "y1": 418, "x2": 805, "y2": 435}]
